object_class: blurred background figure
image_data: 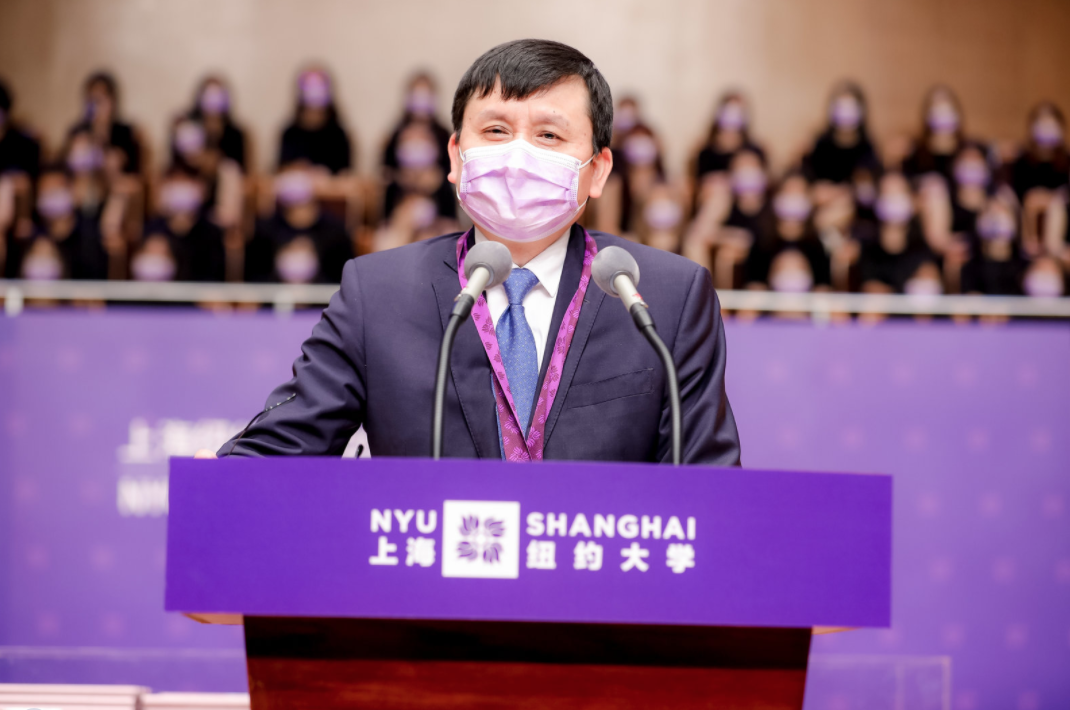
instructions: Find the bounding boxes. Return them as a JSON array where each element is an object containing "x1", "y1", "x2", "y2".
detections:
[
  {"x1": 188, "y1": 76, "x2": 248, "y2": 172},
  {"x1": 902, "y1": 85, "x2": 968, "y2": 186},
  {"x1": 375, "y1": 72, "x2": 457, "y2": 252},
  {"x1": 854, "y1": 172, "x2": 936, "y2": 294},
  {"x1": 802, "y1": 82, "x2": 880, "y2": 205},
  {"x1": 68, "y1": 72, "x2": 143, "y2": 180},
  {"x1": 0, "y1": 77, "x2": 42, "y2": 258},
  {"x1": 278, "y1": 66, "x2": 352, "y2": 175},
  {"x1": 245, "y1": 161, "x2": 353, "y2": 284},
  {"x1": 136, "y1": 165, "x2": 225, "y2": 282},
  {"x1": 959, "y1": 190, "x2": 1026, "y2": 295}
]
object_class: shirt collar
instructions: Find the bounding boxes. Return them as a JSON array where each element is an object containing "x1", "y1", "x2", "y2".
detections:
[{"x1": 473, "y1": 228, "x2": 570, "y2": 299}]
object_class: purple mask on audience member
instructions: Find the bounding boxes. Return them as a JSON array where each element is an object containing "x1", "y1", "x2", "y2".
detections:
[
  {"x1": 160, "y1": 182, "x2": 203, "y2": 215},
  {"x1": 977, "y1": 211, "x2": 1015, "y2": 241},
  {"x1": 643, "y1": 199, "x2": 683, "y2": 231},
  {"x1": 67, "y1": 144, "x2": 103, "y2": 174},
  {"x1": 875, "y1": 193, "x2": 913, "y2": 224},
  {"x1": 199, "y1": 85, "x2": 229, "y2": 114},
  {"x1": 928, "y1": 104, "x2": 959, "y2": 133},
  {"x1": 396, "y1": 139, "x2": 438, "y2": 169},
  {"x1": 409, "y1": 196, "x2": 438, "y2": 230},
  {"x1": 905, "y1": 277, "x2": 943, "y2": 296},
  {"x1": 406, "y1": 89, "x2": 435, "y2": 116},
  {"x1": 718, "y1": 103, "x2": 747, "y2": 131},
  {"x1": 855, "y1": 182, "x2": 877, "y2": 206},
  {"x1": 1032, "y1": 121, "x2": 1063, "y2": 148},
  {"x1": 458, "y1": 139, "x2": 594, "y2": 243},
  {"x1": 773, "y1": 193, "x2": 812, "y2": 222},
  {"x1": 954, "y1": 161, "x2": 989, "y2": 187},
  {"x1": 622, "y1": 134, "x2": 658, "y2": 166},
  {"x1": 275, "y1": 171, "x2": 315, "y2": 207},
  {"x1": 830, "y1": 98, "x2": 862, "y2": 130},
  {"x1": 22, "y1": 252, "x2": 63, "y2": 281},
  {"x1": 299, "y1": 73, "x2": 331, "y2": 108},
  {"x1": 1023, "y1": 271, "x2": 1064, "y2": 298},
  {"x1": 614, "y1": 107, "x2": 637, "y2": 134},
  {"x1": 37, "y1": 189, "x2": 74, "y2": 220},
  {"x1": 770, "y1": 269, "x2": 813, "y2": 294},
  {"x1": 732, "y1": 169, "x2": 767, "y2": 196},
  {"x1": 276, "y1": 244, "x2": 320, "y2": 284},
  {"x1": 174, "y1": 122, "x2": 206, "y2": 156},
  {"x1": 131, "y1": 253, "x2": 177, "y2": 282}
]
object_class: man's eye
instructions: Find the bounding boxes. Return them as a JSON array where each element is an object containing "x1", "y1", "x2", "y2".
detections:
[{"x1": 540, "y1": 132, "x2": 559, "y2": 141}]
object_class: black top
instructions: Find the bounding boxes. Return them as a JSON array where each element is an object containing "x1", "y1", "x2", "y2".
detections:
[
  {"x1": 902, "y1": 147, "x2": 956, "y2": 184},
  {"x1": 0, "y1": 125, "x2": 41, "y2": 178},
  {"x1": 69, "y1": 120, "x2": 141, "y2": 174},
  {"x1": 743, "y1": 234, "x2": 830, "y2": 287},
  {"x1": 960, "y1": 252, "x2": 1024, "y2": 295},
  {"x1": 802, "y1": 132, "x2": 880, "y2": 184},
  {"x1": 245, "y1": 211, "x2": 353, "y2": 283},
  {"x1": 695, "y1": 141, "x2": 766, "y2": 179},
  {"x1": 144, "y1": 216, "x2": 226, "y2": 282},
  {"x1": 1010, "y1": 153, "x2": 1069, "y2": 198},
  {"x1": 278, "y1": 122, "x2": 352, "y2": 174},
  {"x1": 211, "y1": 122, "x2": 247, "y2": 170},
  {"x1": 854, "y1": 221, "x2": 935, "y2": 292}
]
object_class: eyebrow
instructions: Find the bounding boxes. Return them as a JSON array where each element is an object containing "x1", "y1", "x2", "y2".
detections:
[{"x1": 471, "y1": 108, "x2": 571, "y2": 130}]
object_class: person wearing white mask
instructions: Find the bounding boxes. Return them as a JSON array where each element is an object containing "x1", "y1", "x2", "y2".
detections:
[{"x1": 205, "y1": 39, "x2": 740, "y2": 467}]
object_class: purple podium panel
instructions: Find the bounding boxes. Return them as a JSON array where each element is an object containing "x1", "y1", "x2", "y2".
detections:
[{"x1": 165, "y1": 457, "x2": 891, "y2": 629}]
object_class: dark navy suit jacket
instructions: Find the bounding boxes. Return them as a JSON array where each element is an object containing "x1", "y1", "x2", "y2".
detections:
[{"x1": 221, "y1": 225, "x2": 741, "y2": 465}]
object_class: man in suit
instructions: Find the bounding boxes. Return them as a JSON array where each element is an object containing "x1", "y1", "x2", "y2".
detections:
[{"x1": 207, "y1": 39, "x2": 740, "y2": 465}]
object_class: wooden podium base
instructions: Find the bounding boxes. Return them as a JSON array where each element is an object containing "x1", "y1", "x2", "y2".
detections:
[{"x1": 244, "y1": 617, "x2": 812, "y2": 709}]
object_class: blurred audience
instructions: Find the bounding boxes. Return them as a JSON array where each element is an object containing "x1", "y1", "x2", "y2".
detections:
[{"x1": 0, "y1": 67, "x2": 1065, "y2": 308}]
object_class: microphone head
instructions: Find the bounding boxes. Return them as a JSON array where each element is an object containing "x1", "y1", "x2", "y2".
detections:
[
  {"x1": 464, "y1": 241, "x2": 513, "y2": 289},
  {"x1": 592, "y1": 246, "x2": 640, "y2": 297}
]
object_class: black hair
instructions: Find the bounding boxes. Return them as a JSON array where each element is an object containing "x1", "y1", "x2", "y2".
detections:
[
  {"x1": 0, "y1": 78, "x2": 11, "y2": 113},
  {"x1": 451, "y1": 39, "x2": 613, "y2": 153},
  {"x1": 85, "y1": 71, "x2": 118, "y2": 99}
]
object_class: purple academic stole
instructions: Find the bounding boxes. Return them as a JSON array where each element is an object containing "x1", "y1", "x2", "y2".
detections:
[{"x1": 456, "y1": 230, "x2": 598, "y2": 462}]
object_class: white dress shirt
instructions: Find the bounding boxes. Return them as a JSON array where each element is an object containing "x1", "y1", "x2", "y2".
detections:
[{"x1": 474, "y1": 229, "x2": 570, "y2": 368}]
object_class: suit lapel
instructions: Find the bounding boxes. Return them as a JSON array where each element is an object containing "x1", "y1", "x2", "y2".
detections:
[
  {"x1": 541, "y1": 230, "x2": 606, "y2": 450},
  {"x1": 432, "y1": 265, "x2": 499, "y2": 459}
]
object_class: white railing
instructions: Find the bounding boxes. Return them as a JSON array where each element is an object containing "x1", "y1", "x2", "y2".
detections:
[{"x1": 2, "y1": 278, "x2": 1070, "y2": 319}]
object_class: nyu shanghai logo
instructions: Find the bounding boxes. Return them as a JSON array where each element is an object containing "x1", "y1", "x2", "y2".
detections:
[{"x1": 441, "y1": 500, "x2": 520, "y2": 579}]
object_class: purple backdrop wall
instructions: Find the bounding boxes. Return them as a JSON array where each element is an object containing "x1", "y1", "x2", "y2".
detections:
[{"x1": 0, "y1": 310, "x2": 1067, "y2": 709}]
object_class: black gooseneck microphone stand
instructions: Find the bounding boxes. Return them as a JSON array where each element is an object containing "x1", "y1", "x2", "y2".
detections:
[
  {"x1": 628, "y1": 302, "x2": 682, "y2": 466},
  {"x1": 431, "y1": 293, "x2": 477, "y2": 460}
]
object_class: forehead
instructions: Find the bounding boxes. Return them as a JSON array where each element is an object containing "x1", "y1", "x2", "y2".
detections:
[{"x1": 464, "y1": 76, "x2": 591, "y2": 133}]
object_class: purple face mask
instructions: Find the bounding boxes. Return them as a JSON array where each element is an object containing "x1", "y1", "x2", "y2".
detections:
[
  {"x1": 830, "y1": 98, "x2": 862, "y2": 130},
  {"x1": 643, "y1": 199, "x2": 682, "y2": 230},
  {"x1": 406, "y1": 89, "x2": 435, "y2": 116},
  {"x1": 67, "y1": 143, "x2": 103, "y2": 174},
  {"x1": 928, "y1": 104, "x2": 959, "y2": 133},
  {"x1": 275, "y1": 171, "x2": 315, "y2": 207},
  {"x1": 1023, "y1": 270, "x2": 1064, "y2": 298},
  {"x1": 299, "y1": 73, "x2": 331, "y2": 109},
  {"x1": 199, "y1": 85, "x2": 229, "y2": 114},
  {"x1": 397, "y1": 139, "x2": 438, "y2": 169},
  {"x1": 1033, "y1": 120, "x2": 1063, "y2": 148},
  {"x1": 160, "y1": 181, "x2": 203, "y2": 215},
  {"x1": 174, "y1": 122, "x2": 206, "y2": 156},
  {"x1": 876, "y1": 193, "x2": 914, "y2": 224},
  {"x1": 458, "y1": 139, "x2": 594, "y2": 243},
  {"x1": 718, "y1": 103, "x2": 747, "y2": 131},
  {"x1": 37, "y1": 189, "x2": 74, "y2": 220},
  {"x1": 132, "y1": 252, "x2": 176, "y2": 282},
  {"x1": 977, "y1": 211, "x2": 1015, "y2": 241},
  {"x1": 773, "y1": 193, "x2": 812, "y2": 222},
  {"x1": 954, "y1": 161, "x2": 989, "y2": 187},
  {"x1": 622, "y1": 135, "x2": 658, "y2": 166},
  {"x1": 732, "y1": 169, "x2": 767, "y2": 196}
]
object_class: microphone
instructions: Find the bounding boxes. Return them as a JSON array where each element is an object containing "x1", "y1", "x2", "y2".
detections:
[
  {"x1": 592, "y1": 247, "x2": 682, "y2": 465},
  {"x1": 433, "y1": 241, "x2": 513, "y2": 459},
  {"x1": 455, "y1": 241, "x2": 513, "y2": 318}
]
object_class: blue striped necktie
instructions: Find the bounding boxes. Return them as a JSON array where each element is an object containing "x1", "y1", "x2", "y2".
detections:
[{"x1": 496, "y1": 268, "x2": 541, "y2": 434}]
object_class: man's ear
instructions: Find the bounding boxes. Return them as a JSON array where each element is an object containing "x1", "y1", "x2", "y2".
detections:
[
  {"x1": 586, "y1": 146, "x2": 614, "y2": 200},
  {"x1": 446, "y1": 132, "x2": 462, "y2": 185}
]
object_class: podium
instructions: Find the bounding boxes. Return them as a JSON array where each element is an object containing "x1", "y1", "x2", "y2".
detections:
[{"x1": 166, "y1": 457, "x2": 891, "y2": 709}]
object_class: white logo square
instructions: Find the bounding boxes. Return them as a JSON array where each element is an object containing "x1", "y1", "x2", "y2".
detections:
[{"x1": 441, "y1": 500, "x2": 520, "y2": 579}]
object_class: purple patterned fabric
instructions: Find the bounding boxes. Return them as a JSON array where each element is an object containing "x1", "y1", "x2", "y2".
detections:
[{"x1": 457, "y1": 230, "x2": 598, "y2": 461}]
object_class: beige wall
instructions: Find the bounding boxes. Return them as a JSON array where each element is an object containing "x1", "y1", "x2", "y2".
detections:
[{"x1": 1, "y1": 0, "x2": 1068, "y2": 176}]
